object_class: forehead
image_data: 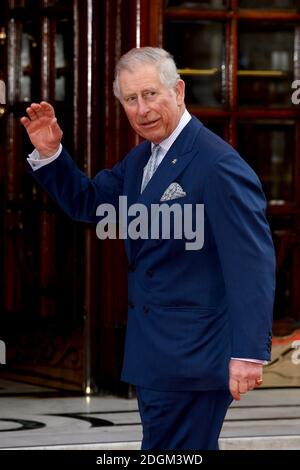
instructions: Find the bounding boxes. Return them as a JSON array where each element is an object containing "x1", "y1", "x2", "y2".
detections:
[{"x1": 119, "y1": 64, "x2": 163, "y2": 95}]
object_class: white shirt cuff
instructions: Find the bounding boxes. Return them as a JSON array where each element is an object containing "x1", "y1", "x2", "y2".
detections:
[
  {"x1": 27, "y1": 144, "x2": 62, "y2": 171},
  {"x1": 231, "y1": 357, "x2": 268, "y2": 365}
]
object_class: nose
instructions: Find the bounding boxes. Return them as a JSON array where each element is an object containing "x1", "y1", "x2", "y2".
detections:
[{"x1": 137, "y1": 97, "x2": 150, "y2": 117}]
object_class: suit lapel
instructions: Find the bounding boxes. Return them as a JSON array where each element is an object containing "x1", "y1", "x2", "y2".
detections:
[
  {"x1": 123, "y1": 140, "x2": 151, "y2": 263},
  {"x1": 128, "y1": 116, "x2": 203, "y2": 262},
  {"x1": 138, "y1": 117, "x2": 202, "y2": 207},
  {"x1": 126, "y1": 140, "x2": 151, "y2": 209}
]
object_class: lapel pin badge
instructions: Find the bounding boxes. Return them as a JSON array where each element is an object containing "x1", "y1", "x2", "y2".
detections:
[{"x1": 171, "y1": 159, "x2": 177, "y2": 165}]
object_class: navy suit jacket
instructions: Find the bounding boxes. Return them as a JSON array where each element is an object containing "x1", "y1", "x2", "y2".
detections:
[{"x1": 31, "y1": 116, "x2": 275, "y2": 391}]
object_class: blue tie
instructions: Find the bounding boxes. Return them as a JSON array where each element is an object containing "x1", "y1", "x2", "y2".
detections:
[{"x1": 141, "y1": 145, "x2": 161, "y2": 193}]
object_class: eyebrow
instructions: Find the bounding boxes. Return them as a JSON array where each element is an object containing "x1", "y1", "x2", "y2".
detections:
[{"x1": 124, "y1": 88, "x2": 157, "y2": 98}]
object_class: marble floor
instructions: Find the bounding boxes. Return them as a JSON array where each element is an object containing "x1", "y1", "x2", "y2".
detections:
[{"x1": 0, "y1": 379, "x2": 300, "y2": 450}]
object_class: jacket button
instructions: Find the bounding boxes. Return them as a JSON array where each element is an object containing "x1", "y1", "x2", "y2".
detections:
[
  {"x1": 128, "y1": 263, "x2": 136, "y2": 272},
  {"x1": 146, "y1": 270, "x2": 153, "y2": 278},
  {"x1": 143, "y1": 305, "x2": 149, "y2": 314},
  {"x1": 128, "y1": 302, "x2": 135, "y2": 309}
]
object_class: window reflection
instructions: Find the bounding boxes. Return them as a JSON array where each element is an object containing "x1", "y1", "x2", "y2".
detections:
[
  {"x1": 239, "y1": 0, "x2": 300, "y2": 10},
  {"x1": 21, "y1": 33, "x2": 31, "y2": 101},
  {"x1": 9, "y1": 0, "x2": 38, "y2": 8},
  {"x1": 0, "y1": 21, "x2": 6, "y2": 103},
  {"x1": 238, "y1": 122, "x2": 294, "y2": 202},
  {"x1": 51, "y1": 0, "x2": 73, "y2": 5},
  {"x1": 55, "y1": 6, "x2": 73, "y2": 102},
  {"x1": 165, "y1": 21, "x2": 225, "y2": 106},
  {"x1": 55, "y1": 18, "x2": 73, "y2": 102},
  {"x1": 167, "y1": 0, "x2": 228, "y2": 8},
  {"x1": 238, "y1": 24, "x2": 294, "y2": 107},
  {"x1": 55, "y1": 33, "x2": 66, "y2": 101},
  {"x1": 19, "y1": 23, "x2": 39, "y2": 102},
  {"x1": 10, "y1": 0, "x2": 73, "y2": 7},
  {"x1": 17, "y1": 16, "x2": 72, "y2": 103}
]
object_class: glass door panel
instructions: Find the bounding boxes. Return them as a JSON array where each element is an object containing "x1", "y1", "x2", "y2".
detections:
[
  {"x1": 48, "y1": 0, "x2": 73, "y2": 5},
  {"x1": 10, "y1": 0, "x2": 73, "y2": 7},
  {"x1": 55, "y1": 18, "x2": 73, "y2": 102},
  {"x1": 167, "y1": 0, "x2": 228, "y2": 8},
  {"x1": 19, "y1": 21, "x2": 40, "y2": 102},
  {"x1": 165, "y1": 21, "x2": 226, "y2": 106},
  {"x1": 238, "y1": 24, "x2": 295, "y2": 107},
  {"x1": 238, "y1": 121, "x2": 295, "y2": 203},
  {"x1": 239, "y1": 0, "x2": 300, "y2": 10},
  {"x1": 0, "y1": 12, "x2": 6, "y2": 105},
  {"x1": 9, "y1": 0, "x2": 39, "y2": 8}
]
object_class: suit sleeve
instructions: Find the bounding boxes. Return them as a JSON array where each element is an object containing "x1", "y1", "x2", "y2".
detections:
[
  {"x1": 203, "y1": 152, "x2": 275, "y2": 361},
  {"x1": 30, "y1": 147, "x2": 126, "y2": 223}
]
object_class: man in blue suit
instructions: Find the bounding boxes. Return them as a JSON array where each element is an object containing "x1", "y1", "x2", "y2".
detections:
[{"x1": 21, "y1": 47, "x2": 275, "y2": 450}]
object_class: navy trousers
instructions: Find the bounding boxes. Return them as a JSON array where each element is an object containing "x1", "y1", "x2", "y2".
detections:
[{"x1": 136, "y1": 387, "x2": 232, "y2": 450}]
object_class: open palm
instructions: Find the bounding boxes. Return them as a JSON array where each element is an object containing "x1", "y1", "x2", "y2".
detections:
[{"x1": 21, "y1": 101, "x2": 63, "y2": 157}]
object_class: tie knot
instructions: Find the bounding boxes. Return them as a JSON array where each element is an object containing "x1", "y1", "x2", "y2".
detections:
[{"x1": 152, "y1": 144, "x2": 160, "y2": 156}]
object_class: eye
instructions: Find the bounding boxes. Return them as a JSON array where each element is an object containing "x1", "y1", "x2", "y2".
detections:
[
  {"x1": 146, "y1": 91, "x2": 156, "y2": 97},
  {"x1": 126, "y1": 96, "x2": 137, "y2": 103}
]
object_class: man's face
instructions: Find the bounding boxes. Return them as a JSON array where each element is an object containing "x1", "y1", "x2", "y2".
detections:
[{"x1": 118, "y1": 64, "x2": 185, "y2": 144}]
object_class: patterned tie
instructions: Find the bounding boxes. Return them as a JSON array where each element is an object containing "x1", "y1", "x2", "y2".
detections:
[{"x1": 140, "y1": 144, "x2": 161, "y2": 193}]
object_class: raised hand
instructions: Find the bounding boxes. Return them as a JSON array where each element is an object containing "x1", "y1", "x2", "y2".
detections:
[{"x1": 20, "y1": 101, "x2": 63, "y2": 158}]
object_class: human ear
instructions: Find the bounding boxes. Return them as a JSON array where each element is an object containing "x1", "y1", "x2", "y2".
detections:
[{"x1": 175, "y1": 79, "x2": 185, "y2": 105}]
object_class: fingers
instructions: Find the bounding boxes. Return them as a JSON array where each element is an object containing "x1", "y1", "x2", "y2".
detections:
[
  {"x1": 247, "y1": 379, "x2": 256, "y2": 391},
  {"x1": 229, "y1": 359, "x2": 264, "y2": 400},
  {"x1": 238, "y1": 380, "x2": 249, "y2": 394},
  {"x1": 29, "y1": 103, "x2": 43, "y2": 119},
  {"x1": 255, "y1": 377, "x2": 263, "y2": 388},
  {"x1": 25, "y1": 104, "x2": 39, "y2": 121},
  {"x1": 20, "y1": 101, "x2": 62, "y2": 155},
  {"x1": 22, "y1": 101, "x2": 55, "y2": 122},
  {"x1": 229, "y1": 377, "x2": 259, "y2": 401},
  {"x1": 40, "y1": 101, "x2": 55, "y2": 117},
  {"x1": 20, "y1": 116, "x2": 30, "y2": 129},
  {"x1": 229, "y1": 377, "x2": 240, "y2": 401}
]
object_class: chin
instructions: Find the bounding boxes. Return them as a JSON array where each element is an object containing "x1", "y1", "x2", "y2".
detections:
[
  {"x1": 136, "y1": 126, "x2": 165, "y2": 142},
  {"x1": 146, "y1": 130, "x2": 163, "y2": 140}
]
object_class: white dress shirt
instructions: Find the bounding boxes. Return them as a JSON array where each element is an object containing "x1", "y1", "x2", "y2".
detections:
[{"x1": 27, "y1": 144, "x2": 63, "y2": 170}]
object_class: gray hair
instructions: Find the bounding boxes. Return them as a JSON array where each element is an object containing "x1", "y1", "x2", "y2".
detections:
[{"x1": 113, "y1": 47, "x2": 180, "y2": 100}]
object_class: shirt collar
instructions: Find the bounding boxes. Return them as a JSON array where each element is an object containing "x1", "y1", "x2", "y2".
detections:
[{"x1": 151, "y1": 109, "x2": 192, "y2": 153}]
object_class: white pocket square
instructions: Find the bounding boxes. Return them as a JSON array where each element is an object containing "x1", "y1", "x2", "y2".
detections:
[{"x1": 160, "y1": 182, "x2": 187, "y2": 201}]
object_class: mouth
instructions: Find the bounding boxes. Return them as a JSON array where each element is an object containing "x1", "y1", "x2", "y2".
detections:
[{"x1": 139, "y1": 119, "x2": 160, "y2": 129}]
